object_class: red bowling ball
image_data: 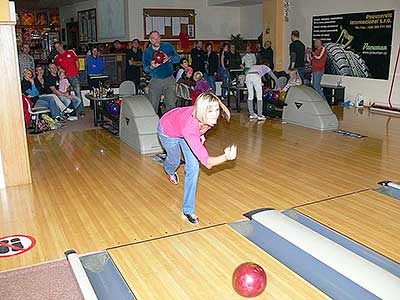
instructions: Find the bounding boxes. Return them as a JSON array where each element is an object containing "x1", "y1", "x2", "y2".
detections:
[
  {"x1": 153, "y1": 51, "x2": 166, "y2": 64},
  {"x1": 232, "y1": 262, "x2": 267, "y2": 298},
  {"x1": 272, "y1": 90, "x2": 280, "y2": 101}
]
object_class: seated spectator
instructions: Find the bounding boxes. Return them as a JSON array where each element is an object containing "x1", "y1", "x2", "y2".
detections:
[
  {"x1": 33, "y1": 65, "x2": 63, "y2": 120},
  {"x1": 21, "y1": 68, "x2": 62, "y2": 120},
  {"x1": 45, "y1": 63, "x2": 81, "y2": 121},
  {"x1": 194, "y1": 71, "x2": 212, "y2": 93},
  {"x1": 282, "y1": 68, "x2": 302, "y2": 92},
  {"x1": 178, "y1": 67, "x2": 195, "y2": 90},
  {"x1": 175, "y1": 57, "x2": 189, "y2": 82}
]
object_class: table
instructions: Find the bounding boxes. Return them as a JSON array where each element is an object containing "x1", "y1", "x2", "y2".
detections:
[
  {"x1": 321, "y1": 84, "x2": 345, "y2": 105},
  {"x1": 223, "y1": 83, "x2": 248, "y2": 113},
  {"x1": 85, "y1": 93, "x2": 120, "y2": 135}
]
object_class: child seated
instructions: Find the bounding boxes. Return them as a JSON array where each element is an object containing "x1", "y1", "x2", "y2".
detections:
[
  {"x1": 57, "y1": 69, "x2": 81, "y2": 121},
  {"x1": 194, "y1": 71, "x2": 212, "y2": 93},
  {"x1": 282, "y1": 68, "x2": 302, "y2": 92},
  {"x1": 177, "y1": 67, "x2": 195, "y2": 90}
]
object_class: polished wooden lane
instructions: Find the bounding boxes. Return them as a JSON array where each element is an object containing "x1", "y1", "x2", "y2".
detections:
[
  {"x1": 297, "y1": 190, "x2": 400, "y2": 263},
  {"x1": 109, "y1": 225, "x2": 330, "y2": 300},
  {"x1": 1, "y1": 108, "x2": 400, "y2": 270}
]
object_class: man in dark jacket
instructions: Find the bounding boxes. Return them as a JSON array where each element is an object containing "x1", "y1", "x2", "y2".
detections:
[
  {"x1": 205, "y1": 43, "x2": 219, "y2": 93},
  {"x1": 191, "y1": 41, "x2": 206, "y2": 73},
  {"x1": 289, "y1": 30, "x2": 306, "y2": 82},
  {"x1": 260, "y1": 41, "x2": 274, "y2": 70}
]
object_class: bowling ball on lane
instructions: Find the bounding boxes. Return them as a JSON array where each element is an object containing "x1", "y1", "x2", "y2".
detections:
[
  {"x1": 232, "y1": 262, "x2": 267, "y2": 298},
  {"x1": 272, "y1": 90, "x2": 280, "y2": 101}
]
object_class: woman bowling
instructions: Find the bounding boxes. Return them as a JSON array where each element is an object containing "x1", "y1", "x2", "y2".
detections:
[{"x1": 158, "y1": 92, "x2": 237, "y2": 225}]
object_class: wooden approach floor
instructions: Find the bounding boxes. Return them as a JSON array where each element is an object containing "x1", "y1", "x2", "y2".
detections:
[
  {"x1": 109, "y1": 225, "x2": 330, "y2": 300},
  {"x1": 297, "y1": 190, "x2": 400, "y2": 263},
  {"x1": 1, "y1": 107, "x2": 400, "y2": 272}
]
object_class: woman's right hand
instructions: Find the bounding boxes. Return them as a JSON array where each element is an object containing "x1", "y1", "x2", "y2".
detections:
[{"x1": 224, "y1": 144, "x2": 237, "y2": 160}]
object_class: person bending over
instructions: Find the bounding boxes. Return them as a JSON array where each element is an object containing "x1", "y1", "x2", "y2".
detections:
[
  {"x1": 245, "y1": 60, "x2": 281, "y2": 121},
  {"x1": 157, "y1": 92, "x2": 237, "y2": 225}
]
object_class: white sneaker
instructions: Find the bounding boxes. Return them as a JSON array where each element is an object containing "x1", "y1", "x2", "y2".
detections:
[
  {"x1": 257, "y1": 115, "x2": 266, "y2": 121},
  {"x1": 249, "y1": 114, "x2": 258, "y2": 119},
  {"x1": 64, "y1": 108, "x2": 74, "y2": 114},
  {"x1": 67, "y1": 116, "x2": 78, "y2": 121}
]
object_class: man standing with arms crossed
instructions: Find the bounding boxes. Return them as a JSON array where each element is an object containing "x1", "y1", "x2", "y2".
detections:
[
  {"x1": 143, "y1": 31, "x2": 180, "y2": 114},
  {"x1": 54, "y1": 41, "x2": 85, "y2": 117}
]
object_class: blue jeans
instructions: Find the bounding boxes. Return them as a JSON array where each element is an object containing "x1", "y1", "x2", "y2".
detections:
[
  {"x1": 35, "y1": 96, "x2": 61, "y2": 118},
  {"x1": 312, "y1": 70, "x2": 325, "y2": 99},
  {"x1": 58, "y1": 95, "x2": 81, "y2": 110},
  {"x1": 297, "y1": 67, "x2": 305, "y2": 83},
  {"x1": 158, "y1": 125, "x2": 200, "y2": 215},
  {"x1": 68, "y1": 76, "x2": 84, "y2": 113},
  {"x1": 206, "y1": 75, "x2": 216, "y2": 93},
  {"x1": 219, "y1": 67, "x2": 229, "y2": 98}
]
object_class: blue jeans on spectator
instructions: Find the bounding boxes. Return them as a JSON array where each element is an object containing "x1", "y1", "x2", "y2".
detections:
[
  {"x1": 206, "y1": 74, "x2": 216, "y2": 93},
  {"x1": 35, "y1": 95, "x2": 61, "y2": 118},
  {"x1": 58, "y1": 95, "x2": 81, "y2": 111},
  {"x1": 68, "y1": 76, "x2": 84, "y2": 113},
  {"x1": 219, "y1": 66, "x2": 229, "y2": 98},
  {"x1": 312, "y1": 70, "x2": 325, "y2": 99},
  {"x1": 157, "y1": 124, "x2": 200, "y2": 215},
  {"x1": 297, "y1": 67, "x2": 305, "y2": 83}
]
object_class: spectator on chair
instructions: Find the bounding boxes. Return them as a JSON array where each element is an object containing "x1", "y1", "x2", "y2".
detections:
[
  {"x1": 194, "y1": 71, "x2": 212, "y2": 93},
  {"x1": 205, "y1": 43, "x2": 218, "y2": 93},
  {"x1": 54, "y1": 41, "x2": 85, "y2": 117},
  {"x1": 191, "y1": 40, "x2": 206, "y2": 73},
  {"x1": 21, "y1": 68, "x2": 61, "y2": 120},
  {"x1": 178, "y1": 67, "x2": 195, "y2": 90},
  {"x1": 18, "y1": 43, "x2": 35, "y2": 79},
  {"x1": 143, "y1": 30, "x2": 180, "y2": 114},
  {"x1": 175, "y1": 57, "x2": 189, "y2": 82},
  {"x1": 34, "y1": 65, "x2": 64, "y2": 120},
  {"x1": 45, "y1": 63, "x2": 80, "y2": 121}
]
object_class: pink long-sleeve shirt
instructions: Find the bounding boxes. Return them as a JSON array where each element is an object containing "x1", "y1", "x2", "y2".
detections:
[{"x1": 160, "y1": 106, "x2": 211, "y2": 168}]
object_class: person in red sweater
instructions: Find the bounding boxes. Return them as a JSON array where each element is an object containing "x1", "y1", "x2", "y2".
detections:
[
  {"x1": 311, "y1": 39, "x2": 327, "y2": 99},
  {"x1": 54, "y1": 41, "x2": 85, "y2": 116}
]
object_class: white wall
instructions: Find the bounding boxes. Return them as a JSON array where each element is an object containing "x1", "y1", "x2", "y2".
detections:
[
  {"x1": 128, "y1": 0, "x2": 241, "y2": 40},
  {"x1": 240, "y1": 4, "x2": 263, "y2": 39},
  {"x1": 286, "y1": 0, "x2": 400, "y2": 106},
  {"x1": 59, "y1": 0, "x2": 96, "y2": 44}
]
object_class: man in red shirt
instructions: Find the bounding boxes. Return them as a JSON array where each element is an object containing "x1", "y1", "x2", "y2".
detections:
[
  {"x1": 54, "y1": 42, "x2": 84, "y2": 116},
  {"x1": 311, "y1": 39, "x2": 327, "y2": 99}
]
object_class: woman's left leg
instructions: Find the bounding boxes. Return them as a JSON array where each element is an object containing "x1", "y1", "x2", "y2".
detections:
[{"x1": 179, "y1": 139, "x2": 200, "y2": 219}]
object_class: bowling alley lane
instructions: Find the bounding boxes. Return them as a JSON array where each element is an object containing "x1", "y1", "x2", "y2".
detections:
[
  {"x1": 297, "y1": 190, "x2": 400, "y2": 263},
  {"x1": 108, "y1": 225, "x2": 330, "y2": 300}
]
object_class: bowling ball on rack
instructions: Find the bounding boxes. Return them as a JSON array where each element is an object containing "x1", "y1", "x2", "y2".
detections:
[
  {"x1": 108, "y1": 102, "x2": 120, "y2": 116},
  {"x1": 115, "y1": 98, "x2": 122, "y2": 106},
  {"x1": 232, "y1": 262, "x2": 267, "y2": 298},
  {"x1": 272, "y1": 90, "x2": 280, "y2": 101},
  {"x1": 153, "y1": 51, "x2": 166, "y2": 64},
  {"x1": 279, "y1": 90, "x2": 287, "y2": 101},
  {"x1": 263, "y1": 90, "x2": 274, "y2": 101}
]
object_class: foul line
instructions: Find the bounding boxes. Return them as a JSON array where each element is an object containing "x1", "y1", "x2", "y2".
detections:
[
  {"x1": 106, "y1": 222, "x2": 226, "y2": 251},
  {"x1": 291, "y1": 188, "x2": 370, "y2": 209}
]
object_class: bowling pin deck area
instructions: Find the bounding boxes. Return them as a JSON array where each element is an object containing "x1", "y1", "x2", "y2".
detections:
[{"x1": 1, "y1": 108, "x2": 400, "y2": 299}]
